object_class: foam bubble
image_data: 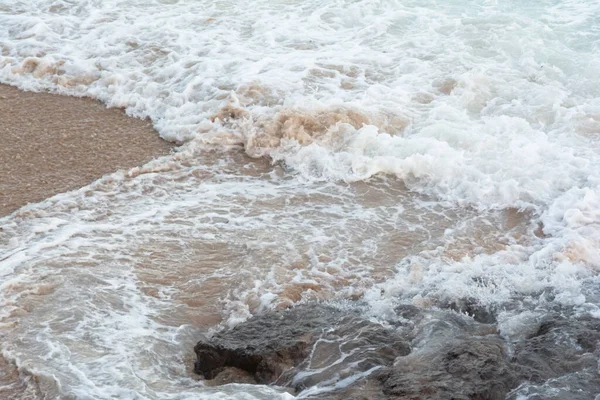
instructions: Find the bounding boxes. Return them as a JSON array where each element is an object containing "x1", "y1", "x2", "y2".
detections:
[{"x1": 2, "y1": 0, "x2": 600, "y2": 398}]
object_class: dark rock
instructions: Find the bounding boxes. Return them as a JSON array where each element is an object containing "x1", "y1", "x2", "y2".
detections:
[
  {"x1": 193, "y1": 302, "x2": 600, "y2": 399},
  {"x1": 284, "y1": 317, "x2": 410, "y2": 392},
  {"x1": 194, "y1": 303, "x2": 410, "y2": 392},
  {"x1": 509, "y1": 315, "x2": 600, "y2": 395},
  {"x1": 377, "y1": 336, "x2": 516, "y2": 400},
  {"x1": 446, "y1": 297, "x2": 497, "y2": 324},
  {"x1": 507, "y1": 369, "x2": 600, "y2": 400},
  {"x1": 393, "y1": 304, "x2": 423, "y2": 321},
  {"x1": 194, "y1": 304, "x2": 346, "y2": 382},
  {"x1": 202, "y1": 367, "x2": 257, "y2": 386},
  {"x1": 373, "y1": 309, "x2": 517, "y2": 400}
]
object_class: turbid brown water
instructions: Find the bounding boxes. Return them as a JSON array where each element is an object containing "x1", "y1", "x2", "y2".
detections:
[
  {"x1": 0, "y1": 84, "x2": 173, "y2": 216},
  {"x1": 0, "y1": 84, "x2": 539, "y2": 400},
  {"x1": 2, "y1": 1, "x2": 600, "y2": 398}
]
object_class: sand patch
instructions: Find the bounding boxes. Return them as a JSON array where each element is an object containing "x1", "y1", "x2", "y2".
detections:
[{"x1": 0, "y1": 84, "x2": 173, "y2": 216}]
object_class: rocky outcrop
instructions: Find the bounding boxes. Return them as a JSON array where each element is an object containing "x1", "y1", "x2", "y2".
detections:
[
  {"x1": 508, "y1": 316, "x2": 600, "y2": 399},
  {"x1": 377, "y1": 337, "x2": 516, "y2": 400},
  {"x1": 194, "y1": 302, "x2": 600, "y2": 399},
  {"x1": 194, "y1": 304, "x2": 410, "y2": 391},
  {"x1": 194, "y1": 305, "x2": 346, "y2": 383}
]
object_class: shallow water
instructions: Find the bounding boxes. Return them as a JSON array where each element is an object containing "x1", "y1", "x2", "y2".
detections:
[
  {"x1": 1, "y1": 0, "x2": 600, "y2": 398},
  {"x1": 0, "y1": 149, "x2": 534, "y2": 398}
]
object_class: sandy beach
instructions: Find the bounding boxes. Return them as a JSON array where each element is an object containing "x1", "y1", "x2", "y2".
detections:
[
  {"x1": 2, "y1": 1, "x2": 600, "y2": 398},
  {"x1": 0, "y1": 84, "x2": 173, "y2": 216},
  {"x1": 0, "y1": 83, "x2": 173, "y2": 398}
]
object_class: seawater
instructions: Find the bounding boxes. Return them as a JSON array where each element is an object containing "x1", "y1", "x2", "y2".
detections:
[{"x1": 1, "y1": 0, "x2": 600, "y2": 398}]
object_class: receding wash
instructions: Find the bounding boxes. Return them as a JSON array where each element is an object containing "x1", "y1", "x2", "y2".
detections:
[{"x1": 1, "y1": 0, "x2": 599, "y2": 399}]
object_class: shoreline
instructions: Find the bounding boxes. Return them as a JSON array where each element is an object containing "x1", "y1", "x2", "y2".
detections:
[{"x1": 0, "y1": 83, "x2": 173, "y2": 217}]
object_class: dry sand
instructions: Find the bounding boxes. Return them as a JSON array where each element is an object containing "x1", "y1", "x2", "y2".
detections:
[{"x1": 0, "y1": 84, "x2": 173, "y2": 216}]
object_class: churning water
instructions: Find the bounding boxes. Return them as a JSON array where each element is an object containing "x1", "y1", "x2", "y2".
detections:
[{"x1": 1, "y1": 0, "x2": 600, "y2": 398}]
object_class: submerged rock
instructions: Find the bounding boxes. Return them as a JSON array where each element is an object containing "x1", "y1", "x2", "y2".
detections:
[
  {"x1": 377, "y1": 337, "x2": 516, "y2": 400},
  {"x1": 372, "y1": 309, "x2": 516, "y2": 400},
  {"x1": 193, "y1": 303, "x2": 600, "y2": 399},
  {"x1": 194, "y1": 304, "x2": 410, "y2": 392},
  {"x1": 194, "y1": 305, "x2": 346, "y2": 383},
  {"x1": 508, "y1": 315, "x2": 600, "y2": 399},
  {"x1": 445, "y1": 297, "x2": 498, "y2": 324}
]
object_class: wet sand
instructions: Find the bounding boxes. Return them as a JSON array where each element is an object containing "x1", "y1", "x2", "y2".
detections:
[
  {"x1": 0, "y1": 84, "x2": 173, "y2": 216},
  {"x1": 0, "y1": 83, "x2": 173, "y2": 398}
]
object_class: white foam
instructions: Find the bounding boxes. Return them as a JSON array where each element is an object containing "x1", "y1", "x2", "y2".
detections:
[
  {"x1": 2, "y1": 0, "x2": 600, "y2": 212},
  {"x1": 2, "y1": 0, "x2": 600, "y2": 398}
]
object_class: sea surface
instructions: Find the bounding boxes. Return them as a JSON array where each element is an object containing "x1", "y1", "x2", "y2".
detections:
[{"x1": 1, "y1": 0, "x2": 600, "y2": 398}]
